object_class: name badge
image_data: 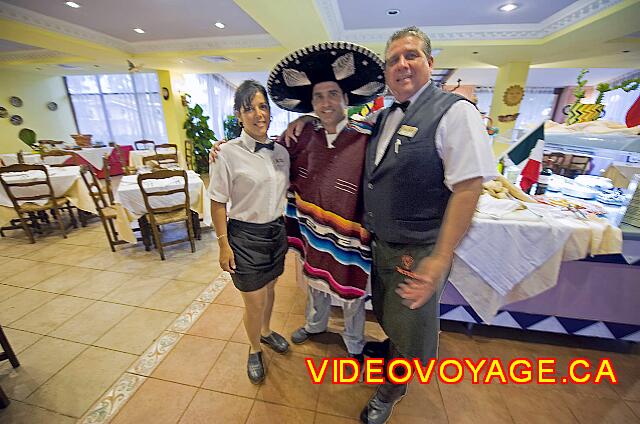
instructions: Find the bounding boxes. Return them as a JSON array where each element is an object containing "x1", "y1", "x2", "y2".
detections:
[{"x1": 397, "y1": 125, "x2": 418, "y2": 138}]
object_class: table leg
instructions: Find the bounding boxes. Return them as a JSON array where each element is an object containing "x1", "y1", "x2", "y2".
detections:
[
  {"x1": 191, "y1": 211, "x2": 201, "y2": 240},
  {"x1": 0, "y1": 385, "x2": 9, "y2": 409},
  {"x1": 138, "y1": 216, "x2": 152, "y2": 251}
]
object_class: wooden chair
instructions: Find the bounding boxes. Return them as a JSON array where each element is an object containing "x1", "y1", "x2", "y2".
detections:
[
  {"x1": 184, "y1": 139, "x2": 194, "y2": 170},
  {"x1": 38, "y1": 139, "x2": 65, "y2": 151},
  {"x1": 154, "y1": 143, "x2": 178, "y2": 155},
  {"x1": 40, "y1": 149, "x2": 79, "y2": 167},
  {"x1": 142, "y1": 153, "x2": 179, "y2": 168},
  {"x1": 137, "y1": 170, "x2": 196, "y2": 260},
  {"x1": 565, "y1": 155, "x2": 592, "y2": 178},
  {"x1": 134, "y1": 139, "x2": 156, "y2": 151},
  {"x1": 0, "y1": 164, "x2": 69, "y2": 243},
  {"x1": 102, "y1": 154, "x2": 115, "y2": 204},
  {"x1": 543, "y1": 152, "x2": 566, "y2": 175},
  {"x1": 79, "y1": 166, "x2": 129, "y2": 252},
  {"x1": 0, "y1": 324, "x2": 19, "y2": 409}
]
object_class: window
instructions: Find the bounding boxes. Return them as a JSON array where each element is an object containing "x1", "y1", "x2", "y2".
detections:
[
  {"x1": 66, "y1": 73, "x2": 167, "y2": 145},
  {"x1": 514, "y1": 87, "x2": 557, "y2": 130}
]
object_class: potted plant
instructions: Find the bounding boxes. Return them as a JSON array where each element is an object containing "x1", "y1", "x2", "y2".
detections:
[
  {"x1": 223, "y1": 115, "x2": 241, "y2": 140},
  {"x1": 565, "y1": 69, "x2": 640, "y2": 125},
  {"x1": 183, "y1": 100, "x2": 216, "y2": 174}
]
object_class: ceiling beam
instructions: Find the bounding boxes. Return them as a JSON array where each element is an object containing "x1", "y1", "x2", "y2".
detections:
[{"x1": 234, "y1": 0, "x2": 329, "y2": 50}]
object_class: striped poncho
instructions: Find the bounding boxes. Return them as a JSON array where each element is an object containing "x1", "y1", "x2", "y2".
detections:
[{"x1": 285, "y1": 120, "x2": 372, "y2": 300}]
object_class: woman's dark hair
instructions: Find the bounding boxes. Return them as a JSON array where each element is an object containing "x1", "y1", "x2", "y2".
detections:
[{"x1": 234, "y1": 80, "x2": 269, "y2": 114}]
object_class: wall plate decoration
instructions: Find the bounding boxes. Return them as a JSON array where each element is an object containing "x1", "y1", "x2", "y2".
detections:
[
  {"x1": 47, "y1": 101, "x2": 58, "y2": 111},
  {"x1": 498, "y1": 113, "x2": 520, "y2": 122},
  {"x1": 10, "y1": 115, "x2": 23, "y2": 125},
  {"x1": 503, "y1": 85, "x2": 524, "y2": 107},
  {"x1": 0, "y1": 106, "x2": 7, "y2": 118},
  {"x1": 162, "y1": 87, "x2": 170, "y2": 100},
  {"x1": 9, "y1": 96, "x2": 23, "y2": 107}
]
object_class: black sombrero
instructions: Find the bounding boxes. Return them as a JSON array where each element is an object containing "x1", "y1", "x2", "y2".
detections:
[{"x1": 267, "y1": 42, "x2": 385, "y2": 113}]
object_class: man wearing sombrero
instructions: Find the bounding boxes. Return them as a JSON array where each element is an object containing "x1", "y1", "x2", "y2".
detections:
[{"x1": 268, "y1": 42, "x2": 385, "y2": 367}]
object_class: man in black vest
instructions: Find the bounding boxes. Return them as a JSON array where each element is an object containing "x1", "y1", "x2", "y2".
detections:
[{"x1": 360, "y1": 26, "x2": 496, "y2": 424}]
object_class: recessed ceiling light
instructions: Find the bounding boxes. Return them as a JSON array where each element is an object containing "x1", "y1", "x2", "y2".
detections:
[
  {"x1": 622, "y1": 50, "x2": 630, "y2": 53},
  {"x1": 133, "y1": 28, "x2": 145, "y2": 34},
  {"x1": 65, "y1": 1, "x2": 80, "y2": 8},
  {"x1": 214, "y1": 22, "x2": 225, "y2": 29},
  {"x1": 472, "y1": 51, "x2": 479, "y2": 54},
  {"x1": 386, "y1": 9, "x2": 400, "y2": 16},
  {"x1": 499, "y1": 3, "x2": 519, "y2": 12},
  {"x1": 178, "y1": 59, "x2": 185, "y2": 63},
  {"x1": 256, "y1": 57, "x2": 262, "y2": 60}
]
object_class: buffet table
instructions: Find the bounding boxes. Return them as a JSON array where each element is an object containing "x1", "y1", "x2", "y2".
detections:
[{"x1": 440, "y1": 193, "x2": 639, "y2": 342}]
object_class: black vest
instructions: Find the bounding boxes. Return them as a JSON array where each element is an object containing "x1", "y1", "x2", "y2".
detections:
[{"x1": 363, "y1": 82, "x2": 467, "y2": 244}]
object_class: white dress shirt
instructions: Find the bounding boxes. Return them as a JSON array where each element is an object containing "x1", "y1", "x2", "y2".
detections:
[
  {"x1": 208, "y1": 130, "x2": 290, "y2": 224},
  {"x1": 324, "y1": 119, "x2": 347, "y2": 148},
  {"x1": 374, "y1": 81, "x2": 498, "y2": 190}
]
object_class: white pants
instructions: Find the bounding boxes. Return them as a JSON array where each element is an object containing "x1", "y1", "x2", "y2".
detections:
[{"x1": 304, "y1": 285, "x2": 366, "y2": 354}]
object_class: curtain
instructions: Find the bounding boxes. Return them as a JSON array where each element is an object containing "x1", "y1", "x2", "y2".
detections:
[
  {"x1": 66, "y1": 73, "x2": 168, "y2": 146},
  {"x1": 182, "y1": 74, "x2": 235, "y2": 140},
  {"x1": 474, "y1": 87, "x2": 494, "y2": 116},
  {"x1": 514, "y1": 88, "x2": 557, "y2": 130}
]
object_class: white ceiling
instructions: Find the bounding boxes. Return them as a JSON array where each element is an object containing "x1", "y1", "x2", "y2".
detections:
[
  {"x1": 450, "y1": 67, "x2": 639, "y2": 87},
  {"x1": 0, "y1": 39, "x2": 38, "y2": 51},
  {"x1": 339, "y1": 0, "x2": 576, "y2": 29},
  {"x1": 1, "y1": 0, "x2": 266, "y2": 42}
]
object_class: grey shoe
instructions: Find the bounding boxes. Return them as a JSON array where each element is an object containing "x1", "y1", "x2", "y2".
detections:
[
  {"x1": 260, "y1": 331, "x2": 289, "y2": 354},
  {"x1": 359, "y1": 384, "x2": 408, "y2": 424},
  {"x1": 290, "y1": 327, "x2": 323, "y2": 345},
  {"x1": 247, "y1": 351, "x2": 265, "y2": 384}
]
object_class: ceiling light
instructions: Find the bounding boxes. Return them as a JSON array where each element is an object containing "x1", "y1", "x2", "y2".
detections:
[
  {"x1": 65, "y1": 1, "x2": 80, "y2": 8},
  {"x1": 499, "y1": 3, "x2": 519, "y2": 12},
  {"x1": 386, "y1": 9, "x2": 400, "y2": 16},
  {"x1": 214, "y1": 22, "x2": 225, "y2": 29},
  {"x1": 200, "y1": 55, "x2": 232, "y2": 63},
  {"x1": 133, "y1": 28, "x2": 145, "y2": 34},
  {"x1": 622, "y1": 50, "x2": 630, "y2": 53}
]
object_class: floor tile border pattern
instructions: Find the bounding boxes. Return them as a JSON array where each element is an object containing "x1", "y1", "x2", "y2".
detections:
[{"x1": 78, "y1": 272, "x2": 231, "y2": 424}]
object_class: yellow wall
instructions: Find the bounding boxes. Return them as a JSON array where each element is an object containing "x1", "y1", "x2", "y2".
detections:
[{"x1": 0, "y1": 69, "x2": 76, "y2": 153}]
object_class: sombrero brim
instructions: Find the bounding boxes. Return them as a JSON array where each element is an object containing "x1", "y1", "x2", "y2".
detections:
[{"x1": 267, "y1": 42, "x2": 385, "y2": 113}]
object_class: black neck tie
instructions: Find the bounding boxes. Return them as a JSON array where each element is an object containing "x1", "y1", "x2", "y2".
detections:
[
  {"x1": 254, "y1": 142, "x2": 274, "y2": 153},
  {"x1": 390, "y1": 101, "x2": 410, "y2": 113}
]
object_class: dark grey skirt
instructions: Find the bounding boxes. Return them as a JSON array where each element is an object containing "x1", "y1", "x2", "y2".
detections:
[
  {"x1": 227, "y1": 217, "x2": 287, "y2": 292},
  {"x1": 370, "y1": 238, "x2": 446, "y2": 362}
]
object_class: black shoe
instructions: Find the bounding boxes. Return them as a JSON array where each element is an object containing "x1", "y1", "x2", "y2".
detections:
[
  {"x1": 359, "y1": 385, "x2": 408, "y2": 424},
  {"x1": 290, "y1": 327, "x2": 323, "y2": 344},
  {"x1": 247, "y1": 351, "x2": 265, "y2": 384},
  {"x1": 260, "y1": 331, "x2": 289, "y2": 354},
  {"x1": 349, "y1": 352, "x2": 365, "y2": 382},
  {"x1": 363, "y1": 339, "x2": 390, "y2": 359}
]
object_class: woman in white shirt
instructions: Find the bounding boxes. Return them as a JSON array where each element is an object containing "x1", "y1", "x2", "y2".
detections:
[{"x1": 208, "y1": 80, "x2": 290, "y2": 384}]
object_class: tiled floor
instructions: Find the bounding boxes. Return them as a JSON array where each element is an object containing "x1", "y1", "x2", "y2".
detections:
[{"x1": 0, "y1": 213, "x2": 639, "y2": 423}]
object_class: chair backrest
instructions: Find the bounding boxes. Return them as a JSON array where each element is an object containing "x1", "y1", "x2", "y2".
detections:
[
  {"x1": 40, "y1": 150, "x2": 79, "y2": 167},
  {"x1": 567, "y1": 155, "x2": 592, "y2": 175},
  {"x1": 111, "y1": 143, "x2": 134, "y2": 175},
  {"x1": 16, "y1": 151, "x2": 24, "y2": 164},
  {"x1": 0, "y1": 164, "x2": 56, "y2": 212},
  {"x1": 543, "y1": 152, "x2": 566, "y2": 174},
  {"x1": 142, "y1": 153, "x2": 179, "y2": 168},
  {"x1": 154, "y1": 143, "x2": 178, "y2": 155},
  {"x1": 137, "y1": 170, "x2": 190, "y2": 216},
  {"x1": 102, "y1": 154, "x2": 115, "y2": 204},
  {"x1": 135, "y1": 140, "x2": 156, "y2": 151},
  {"x1": 184, "y1": 140, "x2": 194, "y2": 170},
  {"x1": 38, "y1": 140, "x2": 65, "y2": 152},
  {"x1": 79, "y1": 165, "x2": 112, "y2": 212}
]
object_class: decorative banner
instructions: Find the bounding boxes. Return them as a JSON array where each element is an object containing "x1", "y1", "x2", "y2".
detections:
[
  {"x1": 565, "y1": 103, "x2": 604, "y2": 125},
  {"x1": 498, "y1": 113, "x2": 520, "y2": 122},
  {"x1": 503, "y1": 85, "x2": 524, "y2": 106},
  {"x1": 348, "y1": 96, "x2": 384, "y2": 118}
]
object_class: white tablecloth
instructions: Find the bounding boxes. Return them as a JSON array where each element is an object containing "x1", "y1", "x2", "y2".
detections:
[
  {"x1": 115, "y1": 171, "x2": 209, "y2": 223},
  {"x1": 73, "y1": 147, "x2": 113, "y2": 170},
  {"x1": 129, "y1": 150, "x2": 182, "y2": 169},
  {"x1": 0, "y1": 166, "x2": 81, "y2": 207},
  {"x1": 450, "y1": 205, "x2": 623, "y2": 323},
  {"x1": 1, "y1": 153, "x2": 66, "y2": 166}
]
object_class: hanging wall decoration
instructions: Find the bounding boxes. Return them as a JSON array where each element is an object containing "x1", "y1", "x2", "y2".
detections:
[
  {"x1": 47, "y1": 101, "x2": 58, "y2": 111},
  {"x1": 9, "y1": 96, "x2": 23, "y2": 107},
  {"x1": 503, "y1": 85, "x2": 524, "y2": 107},
  {"x1": 10, "y1": 115, "x2": 23, "y2": 125},
  {"x1": 0, "y1": 106, "x2": 7, "y2": 118}
]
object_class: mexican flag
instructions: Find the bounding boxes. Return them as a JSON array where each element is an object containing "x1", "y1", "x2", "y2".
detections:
[
  {"x1": 501, "y1": 122, "x2": 545, "y2": 192},
  {"x1": 518, "y1": 139, "x2": 544, "y2": 192}
]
